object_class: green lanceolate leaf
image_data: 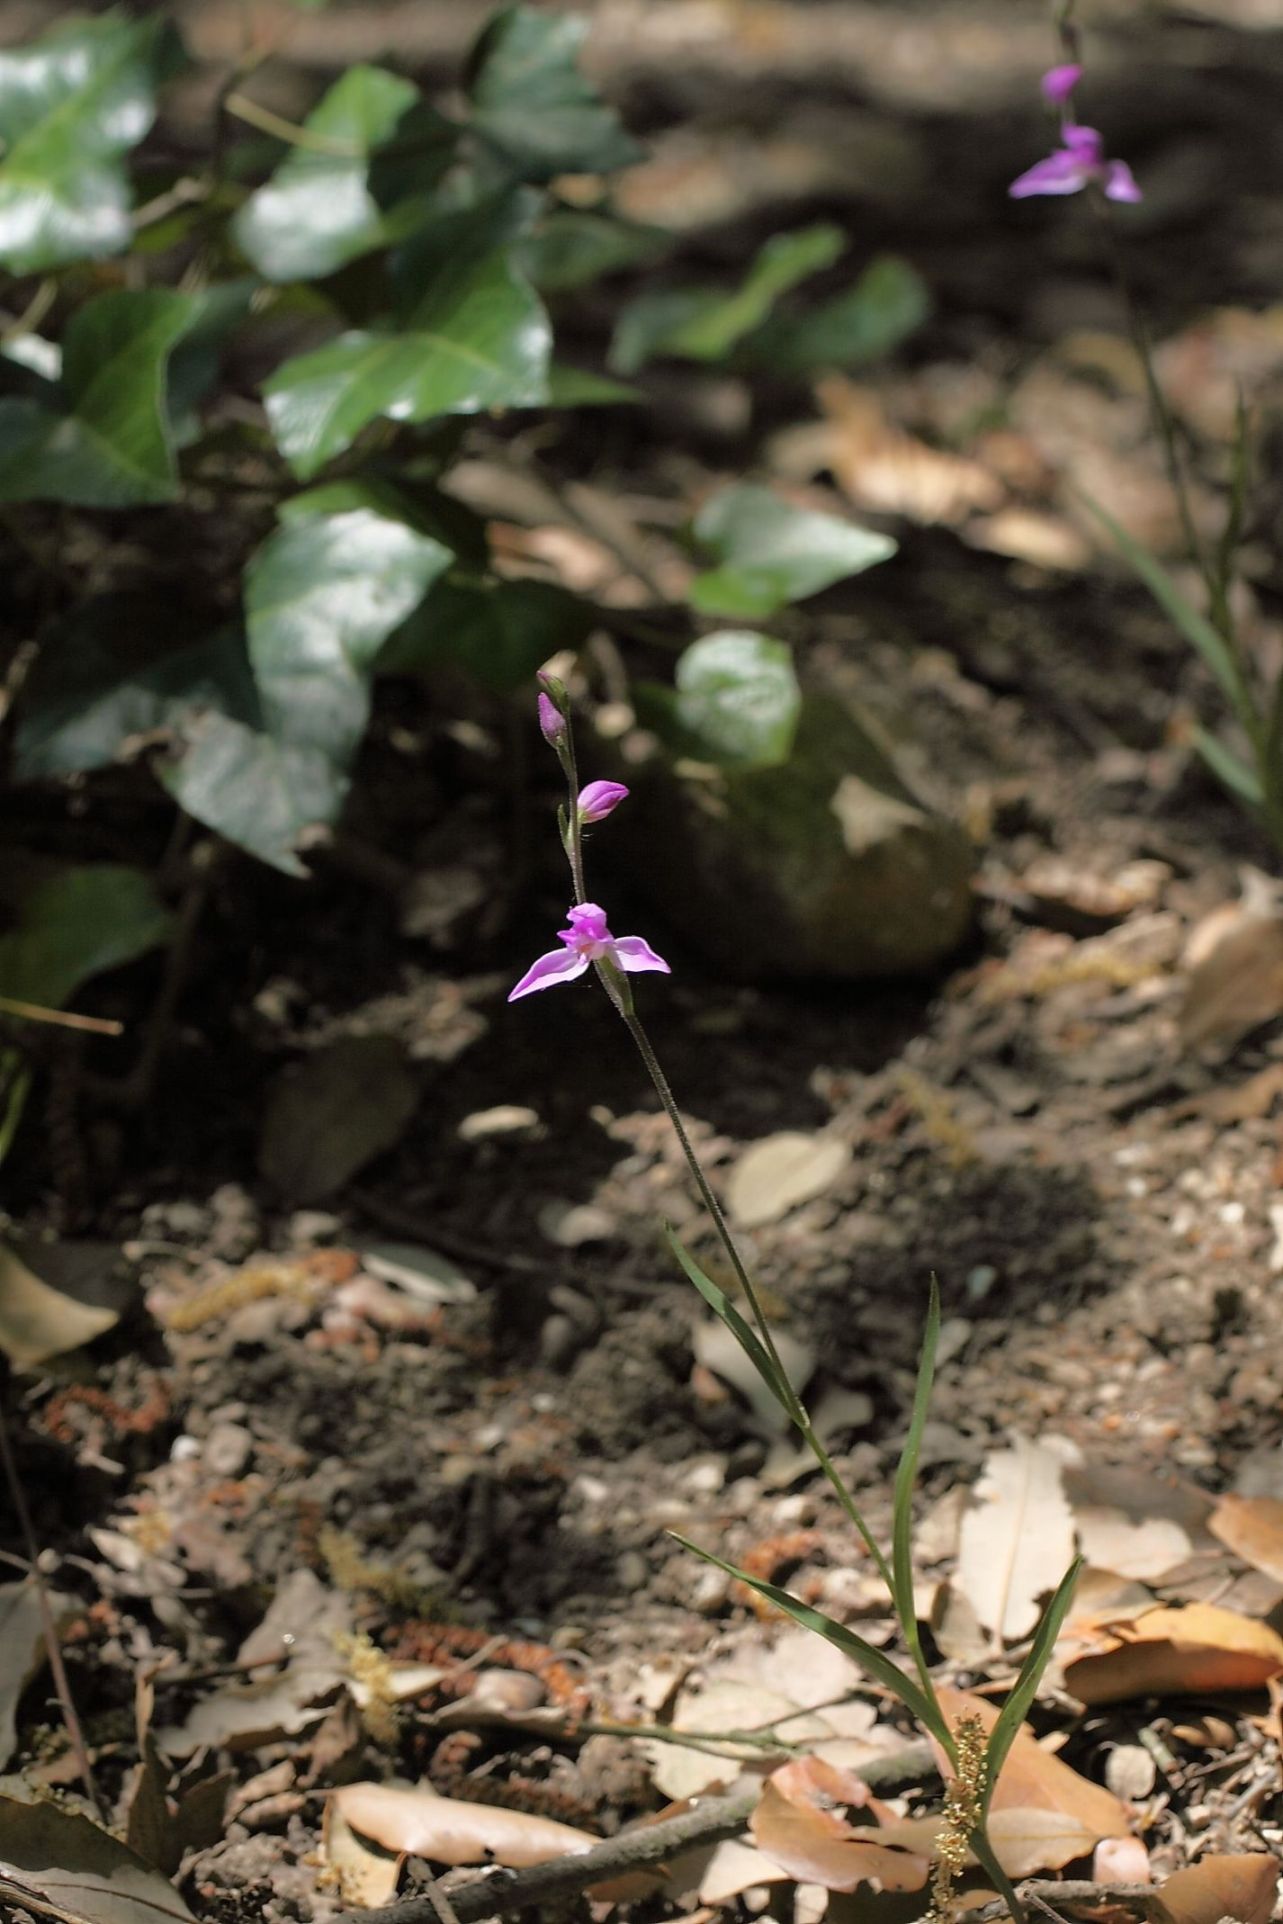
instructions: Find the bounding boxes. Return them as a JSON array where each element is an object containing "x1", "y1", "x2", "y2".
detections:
[
  {"x1": 379, "y1": 575, "x2": 593, "y2": 694},
  {"x1": 0, "y1": 859, "x2": 173, "y2": 1007},
  {"x1": 893, "y1": 1277, "x2": 941, "y2": 1697},
  {"x1": 519, "y1": 209, "x2": 667, "y2": 293},
  {"x1": 665, "y1": 1228, "x2": 799, "y2": 1421},
  {"x1": 610, "y1": 224, "x2": 845, "y2": 374},
  {"x1": 749, "y1": 255, "x2": 930, "y2": 373},
  {"x1": 1082, "y1": 494, "x2": 1259, "y2": 742},
  {"x1": 640, "y1": 630, "x2": 802, "y2": 770},
  {"x1": 264, "y1": 199, "x2": 551, "y2": 478},
  {"x1": 245, "y1": 485, "x2": 452, "y2": 765},
  {"x1": 466, "y1": 5, "x2": 640, "y2": 181},
  {"x1": 688, "y1": 485, "x2": 896, "y2": 619},
  {"x1": 545, "y1": 364, "x2": 641, "y2": 407},
  {"x1": 0, "y1": 288, "x2": 204, "y2": 506},
  {"x1": 982, "y1": 1557, "x2": 1082, "y2": 1809},
  {"x1": 13, "y1": 603, "x2": 258, "y2": 781},
  {"x1": 0, "y1": 12, "x2": 177, "y2": 273},
  {"x1": 158, "y1": 713, "x2": 348, "y2": 878},
  {"x1": 670, "y1": 1535, "x2": 949, "y2": 1744},
  {"x1": 234, "y1": 66, "x2": 452, "y2": 282},
  {"x1": 1194, "y1": 725, "x2": 1264, "y2": 808}
]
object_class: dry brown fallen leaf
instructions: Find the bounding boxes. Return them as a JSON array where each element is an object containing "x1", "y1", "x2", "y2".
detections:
[
  {"x1": 1207, "y1": 1492, "x2": 1283, "y2": 1582},
  {"x1": 934, "y1": 1693, "x2": 1123, "y2": 1854},
  {"x1": 1179, "y1": 872, "x2": 1283, "y2": 1054},
  {"x1": 811, "y1": 377, "x2": 1004, "y2": 527},
  {"x1": 749, "y1": 1756, "x2": 930, "y2": 1894},
  {"x1": 955, "y1": 1437, "x2": 1076, "y2": 1642},
  {"x1": 1157, "y1": 1852, "x2": 1278, "y2": 1924},
  {"x1": 1063, "y1": 1603, "x2": 1283, "y2": 1706},
  {"x1": 331, "y1": 1782, "x2": 598, "y2": 1867}
]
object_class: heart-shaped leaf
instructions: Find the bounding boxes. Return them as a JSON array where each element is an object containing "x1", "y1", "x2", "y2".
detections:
[
  {"x1": 0, "y1": 14, "x2": 176, "y2": 274},
  {"x1": 0, "y1": 289, "x2": 204, "y2": 506},
  {"x1": 639, "y1": 631, "x2": 802, "y2": 770},
  {"x1": 234, "y1": 66, "x2": 453, "y2": 282},
  {"x1": 380, "y1": 575, "x2": 593, "y2": 694},
  {"x1": 610, "y1": 225, "x2": 844, "y2": 373},
  {"x1": 14, "y1": 604, "x2": 258, "y2": 781},
  {"x1": 749, "y1": 256, "x2": 930, "y2": 374},
  {"x1": 689, "y1": 486, "x2": 896, "y2": 619},
  {"x1": 159, "y1": 713, "x2": 347, "y2": 878},
  {"x1": 264, "y1": 199, "x2": 551, "y2": 478},
  {"x1": 0, "y1": 857, "x2": 173, "y2": 1007},
  {"x1": 246, "y1": 484, "x2": 453, "y2": 765},
  {"x1": 466, "y1": 5, "x2": 640, "y2": 181}
]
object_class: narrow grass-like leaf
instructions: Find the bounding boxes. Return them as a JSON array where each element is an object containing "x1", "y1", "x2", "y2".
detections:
[
  {"x1": 981, "y1": 1555, "x2": 1082, "y2": 1804},
  {"x1": 1194, "y1": 725, "x2": 1263, "y2": 807},
  {"x1": 1081, "y1": 494, "x2": 1256, "y2": 737},
  {"x1": 892, "y1": 1276, "x2": 940, "y2": 1693},
  {"x1": 665, "y1": 1228, "x2": 798, "y2": 1420},
  {"x1": 670, "y1": 1533, "x2": 951, "y2": 1747}
]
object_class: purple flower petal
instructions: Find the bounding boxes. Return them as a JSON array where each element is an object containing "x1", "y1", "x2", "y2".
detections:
[
  {"x1": 577, "y1": 780, "x2": 629, "y2": 823},
  {"x1": 610, "y1": 935, "x2": 672, "y2": 976},
  {"x1": 1104, "y1": 159, "x2": 1142, "y2": 203},
  {"x1": 1009, "y1": 148, "x2": 1090, "y2": 198},
  {"x1": 1040, "y1": 63, "x2": 1082, "y2": 105},
  {"x1": 508, "y1": 948, "x2": 591, "y2": 1001},
  {"x1": 1062, "y1": 124, "x2": 1104, "y2": 159},
  {"x1": 563, "y1": 903, "x2": 611, "y2": 943}
]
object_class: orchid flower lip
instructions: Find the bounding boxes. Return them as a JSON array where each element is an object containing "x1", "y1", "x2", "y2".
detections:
[{"x1": 508, "y1": 901, "x2": 671, "y2": 1002}]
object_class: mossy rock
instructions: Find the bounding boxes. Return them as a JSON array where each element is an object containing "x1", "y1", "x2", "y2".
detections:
[{"x1": 614, "y1": 693, "x2": 974, "y2": 981}]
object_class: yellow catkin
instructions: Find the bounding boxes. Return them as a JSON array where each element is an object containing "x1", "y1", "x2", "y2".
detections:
[
  {"x1": 335, "y1": 1631, "x2": 399, "y2": 1746},
  {"x1": 161, "y1": 1263, "x2": 324, "y2": 1333},
  {"x1": 318, "y1": 1523, "x2": 452, "y2": 1618},
  {"x1": 928, "y1": 1713, "x2": 989, "y2": 1924}
]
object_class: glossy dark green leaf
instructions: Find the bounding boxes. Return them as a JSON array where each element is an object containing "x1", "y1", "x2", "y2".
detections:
[
  {"x1": 610, "y1": 225, "x2": 844, "y2": 374},
  {"x1": 519, "y1": 208, "x2": 667, "y2": 293},
  {"x1": 14, "y1": 606, "x2": 258, "y2": 781},
  {"x1": 642, "y1": 631, "x2": 802, "y2": 769},
  {"x1": 0, "y1": 13, "x2": 177, "y2": 273},
  {"x1": 749, "y1": 255, "x2": 930, "y2": 373},
  {"x1": 688, "y1": 485, "x2": 896, "y2": 619},
  {"x1": 0, "y1": 289, "x2": 202, "y2": 506},
  {"x1": 0, "y1": 858, "x2": 173, "y2": 1007},
  {"x1": 466, "y1": 5, "x2": 640, "y2": 181},
  {"x1": 166, "y1": 281, "x2": 256, "y2": 443},
  {"x1": 233, "y1": 66, "x2": 449, "y2": 282},
  {"x1": 264, "y1": 200, "x2": 551, "y2": 478},
  {"x1": 379, "y1": 576, "x2": 593, "y2": 694},
  {"x1": 158, "y1": 713, "x2": 347, "y2": 878},
  {"x1": 245, "y1": 485, "x2": 453, "y2": 764}
]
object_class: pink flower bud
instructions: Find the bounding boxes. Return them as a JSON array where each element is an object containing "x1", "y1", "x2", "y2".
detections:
[
  {"x1": 577, "y1": 780, "x2": 629, "y2": 823},
  {"x1": 1041, "y1": 63, "x2": 1082, "y2": 105},
  {"x1": 538, "y1": 691, "x2": 567, "y2": 747}
]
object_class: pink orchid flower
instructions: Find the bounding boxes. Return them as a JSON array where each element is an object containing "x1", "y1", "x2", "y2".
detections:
[
  {"x1": 577, "y1": 779, "x2": 629, "y2": 823},
  {"x1": 508, "y1": 903, "x2": 670, "y2": 1001},
  {"x1": 1010, "y1": 124, "x2": 1141, "y2": 203},
  {"x1": 1040, "y1": 63, "x2": 1082, "y2": 105}
]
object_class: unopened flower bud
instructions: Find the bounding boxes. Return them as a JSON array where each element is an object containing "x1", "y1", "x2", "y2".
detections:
[
  {"x1": 577, "y1": 780, "x2": 629, "y2": 824},
  {"x1": 538, "y1": 691, "x2": 567, "y2": 747},
  {"x1": 1041, "y1": 63, "x2": 1082, "y2": 105}
]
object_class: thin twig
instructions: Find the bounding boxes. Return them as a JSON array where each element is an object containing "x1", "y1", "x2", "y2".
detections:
[
  {"x1": 0, "y1": 1374, "x2": 102, "y2": 1815},
  {"x1": 0, "y1": 1000, "x2": 123, "y2": 1036}
]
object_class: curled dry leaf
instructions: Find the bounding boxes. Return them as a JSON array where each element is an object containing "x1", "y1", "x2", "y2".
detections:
[
  {"x1": 332, "y1": 1782, "x2": 598, "y2": 1867},
  {"x1": 955, "y1": 1436, "x2": 1076, "y2": 1641},
  {"x1": 813, "y1": 377, "x2": 1003, "y2": 527},
  {"x1": 934, "y1": 1688, "x2": 1129, "y2": 1862},
  {"x1": 749, "y1": 1756, "x2": 929, "y2": 1894},
  {"x1": 1157, "y1": 1852, "x2": 1278, "y2": 1924},
  {"x1": 1207, "y1": 1492, "x2": 1283, "y2": 1582},
  {"x1": 0, "y1": 1243, "x2": 120, "y2": 1367},
  {"x1": 1064, "y1": 1603, "x2": 1283, "y2": 1706}
]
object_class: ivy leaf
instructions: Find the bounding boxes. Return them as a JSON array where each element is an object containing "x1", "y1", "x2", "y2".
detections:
[
  {"x1": 13, "y1": 603, "x2": 258, "y2": 781},
  {"x1": 610, "y1": 225, "x2": 845, "y2": 374},
  {"x1": 0, "y1": 857, "x2": 173, "y2": 1007},
  {"x1": 639, "y1": 631, "x2": 802, "y2": 770},
  {"x1": 519, "y1": 208, "x2": 668, "y2": 294},
  {"x1": 466, "y1": 5, "x2": 640, "y2": 181},
  {"x1": 748, "y1": 255, "x2": 930, "y2": 374},
  {"x1": 688, "y1": 486, "x2": 896, "y2": 619},
  {"x1": 379, "y1": 576, "x2": 593, "y2": 694},
  {"x1": 0, "y1": 289, "x2": 203, "y2": 506},
  {"x1": 245, "y1": 483, "x2": 453, "y2": 765},
  {"x1": 159, "y1": 713, "x2": 347, "y2": 879},
  {"x1": 264, "y1": 200, "x2": 551, "y2": 478},
  {"x1": 0, "y1": 13, "x2": 178, "y2": 273},
  {"x1": 234, "y1": 66, "x2": 454, "y2": 282}
]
